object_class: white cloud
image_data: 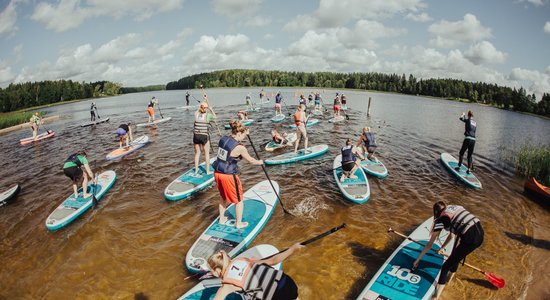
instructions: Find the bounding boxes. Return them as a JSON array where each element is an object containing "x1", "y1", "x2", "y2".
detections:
[
  {"x1": 509, "y1": 68, "x2": 550, "y2": 97},
  {"x1": 263, "y1": 33, "x2": 273, "y2": 40},
  {"x1": 13, "y1": 44, "x2": 23, "y2": 63},
  {"x1": 0, "y1": 0, "x2": 18, "y2": 36},
  {"x1": 405, "y1": 12, "x2": 432, "y2": 22},
  {"x1": 464, "y1": 41, "x2": 507, "y2": 65},
  {"x1": 94, "y1": 33, "x2": 142, "y2": 63},
  {"x1": 546, "y1": 66, "x2": 550, "y2": 74},
  {"x1": 520, "y1": 0, "x2": 544, "y2": 6},
  {"x1": 244, "y1": 16, "x2": 271, "y2": 27},
  {"x1": 211, "y1": 0, "x2": 262, "y2": 18},
  {"x1": 157, "y1": 28, "x2": 193, "y2": 56},
  {"x1": 0, "y1": 60, "x2": 15, "y2": 85},
  {"x1": 31, "y1": 0, "x2": 91, "y2": 32},
  {"x1": 544, "y1": 21, "x2": 550, "y2": 34},
  {"x1": 429, "y1": 14, "x2": 492, "y2": 48}
]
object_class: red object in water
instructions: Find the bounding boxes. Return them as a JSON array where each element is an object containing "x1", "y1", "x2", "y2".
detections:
[{"x1": 524, "y1": 177, "x2": 550, "y2": 201}]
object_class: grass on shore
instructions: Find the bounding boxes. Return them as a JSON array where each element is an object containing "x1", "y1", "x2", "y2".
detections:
[
  {"x1": 0, "y1": 111, "x2": 45, "y2": 130},
  {"x1": 515, "y1": 143, "x2": 550, "y2": 186}
]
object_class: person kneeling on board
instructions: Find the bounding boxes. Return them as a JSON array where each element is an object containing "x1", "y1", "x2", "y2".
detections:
[
  {"x1": 271, "y1": 129, "x2": 289, "y2": 146},
  {"x1": 116, "y1": 123, "x2": 133, "y2": 149},
  {"x1": 63, "y1": 150, "x2": 95, "y2": 199},
  {"x1": 340, "y1": 138, "x2": 364, "y2": 182},
  {"x1": 356, "y1": 127, "x2": 377, "y2": 161},
  {"x1": 413, "y1": 201, "x2": 484, "y2": 300},
  {"x1": 237, "y1": 110, "x2": 249, "y2": 121},
  {"x1": 208, "y1": 243, "x2": 303, "y2": 300},
  {"x1": 213, "y1": 121, "x2": 263, "y2": 229}
]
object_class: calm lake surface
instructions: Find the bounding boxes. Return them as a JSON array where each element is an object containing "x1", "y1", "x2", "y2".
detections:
[{"x1": 1, "y1": 88, "x2": 549, "y2": 299}]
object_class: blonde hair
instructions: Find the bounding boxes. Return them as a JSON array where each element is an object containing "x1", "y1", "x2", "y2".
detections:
[
  {"x1": 207, "y1": 251, "x2": 229, "y2": 274},
  {"x1": 229, "y1": 120, "x2": 248, "y2": 135},
  {"x1": 363, "y1": 127, "x2": 370, "y2": 132}
]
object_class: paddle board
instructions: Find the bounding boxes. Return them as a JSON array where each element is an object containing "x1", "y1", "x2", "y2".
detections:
[
  {"x1": 164, "y1": 158, "x2": 216, "y2": 201},
  {"x1": 185, "y1": 180, "x2": 279, "y2": 273},
  {"x1": 264, "y1": 144, "x2": 329, "y2": 165},
  {"x1": 271, "y1": 114, "x2": 286, "y2": 123},
  {"x1": 265, "y1": 133, "x2": 297, "y2": 152},
  {"x1": 341, "y1": 105, "x2": 348, "y2": 111},
  {"x1": 180, "y1": 105, "x2": 198, "y2": 110},
  {"x1": 179, "y1": 244, "x2": 282, "y2": 300},
  {"x1": 20, "y1": 131, "x2": 56, "y2": 145},
  {"x1": 329, "y1": 115, "x2": 346, "y2": 123},
  {"x1": 0, "y1": 184, "x2": 21, "y2": 207},
  {"x1": 224, "y1": 119, "x2": 254, "y2": 129},
  {"x1": 45, "y1": 170, "x2": 116, "y2": 230},
  {"x1": 333, "y1": 155, "x2": 370, "y2": 204},
  {"x1": 80, "y1": 117, "x2": 110, "y2": 127},
  {"x1": 356, "y1": 217, "x2": 453, "y2": 300},
  {"x1": 105, "y1": 135, "x2": 149, "y2": 160},
  {"x1": 312, "y1": 109, "x2": 324, "y2": 116},
  {"x1": 440, "y1": 153, "x2": 482, "y2": 189},
  {"x1": 136, "y1": 117, "x2": 172, "y2": 127},
  {"x1": 288, "y1": 118, "x2": 320, "y2": 129},
  {"x1": 245, "y1": 106, "x2": 259, "y2": 113},
  {"x1": 358, "y1": 149, "x2": 388, "y2": 178}
]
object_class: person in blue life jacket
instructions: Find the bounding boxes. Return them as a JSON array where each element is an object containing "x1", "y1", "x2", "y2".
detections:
[
  {"x1": 413, "y1": 201, "x2": 484, "y2": 300},
  {"x1": 340, "y1": 138, "x2": 365, "y2": 182},
  {"x1": 298, "y1": 94, "x2": 307, "y2": 109},
  {"x1": 274, "y1": 91, "x2": 284, "y2": 116},
  {"x1": 455, "y1": 110, "x2": 476, "y2": 174},
  {"x1": 63, "y1": 150, "x2": 95, "y2": 199},
  {"x1": 356, "y1": 127, "x2": 377, "y2": 160},
  {"x1": 194, "y1": 102, "x2": 217, "y2": 175},
  {"x1": 116, "y1": 123, "x2": 133, "y2": 149},
  {"x1": 314, "y1": 92, "x2": 322, "y2": 111}
]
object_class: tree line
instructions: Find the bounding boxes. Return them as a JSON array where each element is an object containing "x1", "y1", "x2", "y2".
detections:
[{"x1": 166, "y1": 69, "x2": 550, "y2": 117}]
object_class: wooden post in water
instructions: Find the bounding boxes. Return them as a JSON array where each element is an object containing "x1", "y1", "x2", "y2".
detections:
[{"x1": 367, "y1": 97, "x2": 372, "y2": 117}]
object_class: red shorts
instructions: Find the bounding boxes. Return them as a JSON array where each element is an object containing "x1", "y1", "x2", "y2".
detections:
[
  {"x1": 333, "y1": 105, "x2": 340, "y2": 112},
  {"x1": 214, "y1": 172, "x2": 243, "y2": 204},
  {"x1": 147, "y1": 107, "x2": 154, "y2": 117}
]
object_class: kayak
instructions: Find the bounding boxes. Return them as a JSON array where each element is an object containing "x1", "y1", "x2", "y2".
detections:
[
  {"x1": 224, "y1": 119, "x2": 254, "y2": 129},
  {"x1": 265, "y1": 133, "x2": 297, "y2": 152},
  {"x1": 80, "y1": 117, "x2": 110, "y2": 127},
  {"x1": 0, "y1": 184, "x2": 21, "y2": 207},
  {"x1": 164, "y1": 158, "x2": 216, "y2": 201},
  {"x1": 288, "y1": 118, "x2": 320, "y2": 128},
  {"x1": 358, "y1": 149, "x2": 388, "y2": 178},
  {"x1": 329, "y1": 115, "x2": 346, "y2": 123},
  {"x1": 20, "y1": 131, "x2": 56, "y2": 145},
  {"x1": 333, "y1": 155, "x2": 370, "y2": 204},
  {"x1": 356, "y1": 217, "x2": 454, "y2": 300},
  {"x1": 185, "y1": 180, "x2": 279, "y2": 273},
  {"x1": 106, "y1": 135, "x2": 149, "y2": 160},
  {"x1": 440, "y1": 153, "x2": 482, "y2": 189},
  {"x1": 271, "y1": 114, "x2": 286, "y2": 123},
  {"x1": 45, "y1": 170, "x2": 117, "y2": 230},
  {"x1": 524, "y1": 177, "x2": 550, "y2": 201},
  {"x1": 265, "y1": 144, "x2": 329, "y2": 165},
  {"x1": 136, "y1": 117, "x2": 172, "y2": 127},
  {"x1": 179, "y1": 244, "x2": 282, "y2": 300}
]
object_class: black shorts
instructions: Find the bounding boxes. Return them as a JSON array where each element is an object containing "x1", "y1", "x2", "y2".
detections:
[
  {"x1": 64, "y1": 166, "x2": 83, "y2": 183},
  {"x1": 366, "y1": 146, "x2": 377, "y2": 154},
  {"x1": 193, "y1": 134, "x2": 209, "y2": 145},
  {"x1": 273, "y1": 273, "x2": 299, "y2": 300},
  {"x1": 342, "y1": 161, "x2": 355, "y2": 172}
]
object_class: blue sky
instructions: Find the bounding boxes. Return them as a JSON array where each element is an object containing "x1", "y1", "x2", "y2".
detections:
[{"x1": 1, "y1": 0, "x2": 549, "y2": 98}]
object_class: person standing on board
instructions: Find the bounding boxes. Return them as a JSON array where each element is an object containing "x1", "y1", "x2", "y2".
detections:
[
  {"x1": 333, "y1": 93, "x2": 341, "y2": 118},
  {"x1": 340, "y1": 138, "x2": 364, "y2": 182},
  {"x1": 314, "y1": 92, "x2": 323, "y2": 111},
  {"x1": 213, "y1": 121, "x2": 263, "y2": 229},
  {"x1": 356, "y1": 127, "x2": 377, "y2": 160},
  {"x1": 298, "y1": 94, "x2": 307, "y2": 109},
  {"x1": 29, "y1": 112, "x2": 42, "y2": 140},
  {"x1": 274, "y1": 91, "x2": 284, "y2": 116},
  {"x1": 185, "y1": 91, "x2": 190, "y2": 106},
  {"x1": 340, "y1": 93, "x2": 347, "y2": 109},
  {"x1": 63, "y1": 150, "x2": 95, "y2": 199},
  {"x1": 147, "y1": 96, "x2": 158, "y2": 123},
  {"x1": 245, "y1": 94, "x2": 253, "y2": 110},
  {"x1": 259, "y1": 88, "x2": 265, "y2": 102},
  {"x1": 455, "y1": 110, "x2": 477, "y2": 174},
  {"x1": 90, "y1": 102, "x2": 98, "y2": 122},
  {"x1": 193, "y1": 102, "x2": 216, "y2": 176},
  {"x1": 116, "y1": 123, "x2": 133, "y2": 149},
  {"x1": 413, "y1": 201, "x2": 484, "y2": 300},
  {"x1": 207, "y1": 243, "x2": 303, "y2": 300},
  {"x1": 294, "y1": 104, "x2": 309, "y2": 153}
]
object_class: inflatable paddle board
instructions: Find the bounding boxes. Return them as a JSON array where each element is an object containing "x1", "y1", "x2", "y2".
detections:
[
  {"x1": 329, "y1": 115, "x2": 346, "y2": 123},
  {"x1": 265, "y1": 133, "x2": 297, "y2": 152},
  {"x1": 20, "y1": 131, "x2": 55, "y2": 145},
  {"x1": 264, "y1": 144, "x2": 329, "y2": 165},
  {"x1": 106, "y1": 135, "x2": 149, "y2": 160},
  {"x1": 312, "y1": 109, "x2": 324, "y2": 116},
  {"x1": 0, "y1": 184, "x2": 21, "y2": 207},
  {"x1": 358, "y1": 149, "x2": 388, "y2": 178},
  {"x1": 80, "y1": 117, "x2": 110, "y2": 127},
  {"x1": 136, "y1": 117, "x2": 172, "y2": 127},
  {"x1": 224, "y1": 119, "x2": 254, "y2": 129},
  {"x1": 180, "y1": 105, "x2": 198, "y2": 110},
  {"x1": 440, "y1": 153, "x2": 481, "y2": 189},
  {"x1": 356, "y1": 217, "x2": 453, "y2": 300},
  {"x1": 245, "y1": 106, "x2": 259, "y2": 113},
  {"x1": 271, "y1": 114, "x2": 286, "y2": 123},
  {"x1": 179, "y1": 244, "x2": 282, "y2": 300},
  {"x1": 164, "y1": 158, "x2": 216, "y2": 201},
  {"x1": 45, "y1": 170, "x2": 116, "y2": 230},
  {"x1": 288, "y1": 118, "x2": 320, "y2": 128},
  {"x1": 333, "y1": 154, "x2": 370, "y2": 204},
  {"x1": 185, "y1": 180, "x2": 279, "y2": 273}
]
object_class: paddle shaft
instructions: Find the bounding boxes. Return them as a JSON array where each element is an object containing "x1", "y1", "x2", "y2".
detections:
[
  {"x1": 157, "y1": 103, "x2": 164, "y2": 118},
  {"x1": 92, "y1": 161, "x2": 98, "y2": 207}
]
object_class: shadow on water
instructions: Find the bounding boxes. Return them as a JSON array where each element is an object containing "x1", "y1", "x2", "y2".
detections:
[
  {"x1": 463, "y1": 278, "x2": 499, "y2": 290},
  {"x1": 504, "y1": 231, "x2": 550, "y2": 251},
  {"x1": 134, "y1": 292, "x2": 149, "y2": 300}
]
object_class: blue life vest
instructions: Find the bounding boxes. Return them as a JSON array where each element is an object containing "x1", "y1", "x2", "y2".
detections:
[
  {"x1": 275, "y1": 95, "x2": 282, "y2": 103},
  {"x1": 213, "y1": 136, "x2": 241, "y2": 174},
  {"x1": 363, "y1": 132, "x2": 377, "y2": 147},
  {"x1": 299, "y1": 98, "x2": 306, "y2": 105},
  {"x1": 341, "y1": 145, "x2": 355, "y2": 164}
]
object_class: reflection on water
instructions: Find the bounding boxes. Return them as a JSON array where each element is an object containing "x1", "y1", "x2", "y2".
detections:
[{"x1": 0, "y1": 88, "x2": 549, "y2": 299}]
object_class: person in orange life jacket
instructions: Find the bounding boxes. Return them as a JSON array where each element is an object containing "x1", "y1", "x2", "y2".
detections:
[
  {"x1": 194, "y1": 102, "x2": 216, "y2": 175},
  {"x1": 356, "y1": 127, "x2": 377, "y2": 160},
  {"x1": 333, "y1": 93, "x2": 341, "y2": 117},
  {"x1": 271, "y1": 129, "x2": 290, "y2": 145},
  {"x1": 116, "y1": 123, "x2": 133, "y2": 149},
  {"x1": 293, "y1": 104, "x2": 310, "y2": 154},
  {"x1": 237, "y1": 110, "x2": 249, "y2": 121},
  {"x1": 63, "y1": 150, "x2": 95, "y2": 199},
  {"x1": 213, "y1": 121, "x2": 263, "y2": 229},
  {"x1": 340, "y1": 138, "x2": 365, "y2": 183},
  {"x1": 413, "y1": 201, "x2": 484, "y2": 300},
  {"x1": 147, "y1": 96, "x2": 158, "y2": 123},
  {"x1": 207, "y1": 242, "x2": 304, "y2": 300},
  {"x1": 456, "y1": 110, "x2": 477, "y2": 174},
  {"x1": 274, "y1": 92, "x2": 284, "y2": 116}
]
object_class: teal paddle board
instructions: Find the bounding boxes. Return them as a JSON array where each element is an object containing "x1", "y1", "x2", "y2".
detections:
[
  {"x1": 45, "y1": 170, "x2": 116, "y2": 230},
  {"x1": 288, "y1": 118, "x2": 319, "y2": 128},
  {"x1": 224, "y1": 119, "x2": 254, "y2": 129},
  {"x1": 185, "y1": 180, "x2": 279, "y2": 273},
  {"x1": 271, "y1": 114, "x2": 286, "y2": 123},
  {"x1": 264, "y1": 144, "x2": 329, "y2": 165},
  {"x1": 105, "y1": 135, "x2": 149, "y2": 160},
  {"x1": 440, "y1": 153, "x2": 481, "y2": 189},
  {"x1": 360, "y1": 158, "x2": 389, "y2": 178},
  {"x1": 356, "y1": 217, "x2": 454, "y2": 300},
  {"x1": 265, "y1": 133, "x2": 297, "y2": 152},
  {"x1": 333, "y1": 154, "x2": 370, "y2": 204},
  {"x1": 164, "y1": 158, "x2": 216, "y2": 201}
]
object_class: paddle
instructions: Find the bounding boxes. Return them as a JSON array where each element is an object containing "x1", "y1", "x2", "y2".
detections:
[
  {"x1": 387, "y1": 227, "x2": 505, "y2": 289},
  {"x1": 92, "y1": 162, "x2": 98, "y2": 208},
  {"x1": 201, "y1": 85, "x2": 222, "y2": 136},
  {"x1": 157, "y1": 102, "x2": 164, "y2": 119},
  {"x1": 246, "y1": 134, "x2": 292, "y2": 215}
]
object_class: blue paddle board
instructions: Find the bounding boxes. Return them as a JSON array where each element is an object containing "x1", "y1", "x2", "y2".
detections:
[
  {"x1": 45, "y1": 170, "x2": 116, "y2": 230},
  {"x1": 288, "y1": 118, "x2": 320, "y2": 128},
  {"x1": 105, "y1": 135, "x2": 149, "y2": 160},
  {"x1": 224, "y1": 119, "x2": 254, "y2": 129},
  {"x1": 333, "y1": 155, "x2": 370, "y2": 204},
  {"x1": 440, "y1": 153, "x2": 481, "y2": 189},
  {"x1": 265, "y1": 144, "x2": 329, "y2": 165},
  {"x1": 271, "y1": 114, "x2": 286, "y2": 123},
  {"x1": 164, "y1": 158, "x2": 216, "y2": 201},
  {"x1": 185, "y1": 180, "x2": 279, "y2": 273}
]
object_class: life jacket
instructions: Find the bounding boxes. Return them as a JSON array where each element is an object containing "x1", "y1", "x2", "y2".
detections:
[
  {"x1": 299, "y1": 97, "x2": 306, "y2": 105},
  {"x1": 439, "y1": 205, "x2": 480, "y2": 236},
  {"x1": 341, "y1": 145, "x2": 355, "y2": 164},
  {"x1": 315, "y1": 94, "x2": 321, "y2": 101},
  {"x1": 463, "y1": 118, "x2": 477, "y2": 139},
  {"x1": 213, "y1": 136, "x2": 241, "y2": 174},
  {"x1": 118, "y1": 124, "x2": 129, "y2": 132},
  {"x1": 65, "y1": 153, "x2": 84, "y2": 167},
  {"x1": 275, "y1": 95, "x2": 282, "y2": 103},
  {"x1": 308, "y1": 94, "x2": 313, "y2": 101},
  {"x1": 293, "y1": 111, "x2": 303, "y2": 126},
  {"x1": 222, "y1": 258, "x2": 283, "y2": 300},
  {"x1": 363, "y1": 132, "x2": 377, "y2": 147},
  {"x1": 193, "y1": 111, "x2": 209, "y2": 136}
]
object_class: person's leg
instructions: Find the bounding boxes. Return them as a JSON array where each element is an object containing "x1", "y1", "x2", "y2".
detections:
[
  {"x1": 456, "y1": 139, "x2": 468, "y2": 170},
  {"x1": 348, "y1": 162, "x2": 359, "y2": 179},
  {"x1": 218, "y1": 198, "x2": 228, "y2": 224},
  {"x1": 294, "y1": 129, "x2": 302, "y2": 153},
  {"x1": 32, "y1": 124, "x2": 38, "y2": 140},
  {"x1": 125, "y1": 135, "x2": 129, "y2": 147},
  {"x1": 235, "y1": 201, "x2": 248, "y2": 229},
  {"x1": 82, "y1": 172, "x2": 91, "y2": 198},
  {"x1": 204, "y1": 141, "x2": 212, "y2": 174},
  {"x1": 194, "y1": 144, "x2": 201, "y2": 175},
  {"x1": 467, "y1": 140, "x2": 475, "y2": 172},
  {"x1": 214, "y1": 173, "x2": 229, "y2": 224}
]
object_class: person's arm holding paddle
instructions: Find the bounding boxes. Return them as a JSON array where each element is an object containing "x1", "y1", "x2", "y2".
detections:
[
  {"x1": 232, "y1": 132, "x2": 263, "y2": 166},
  {"x1": 255, "y1": 243, "x2": 304, "y2": 266}
]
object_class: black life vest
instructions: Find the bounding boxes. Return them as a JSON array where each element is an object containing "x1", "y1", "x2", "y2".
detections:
[
  {"x1": 341, "y1": 145, "x2": 355, "y2": 164},
  {"x1": 213, "y1": 136, "x2": 241, "y2": 174},
  {"x1": 65, "y1": 153, "x2": 83, "y2": 167},
  {"x1": 363, "y1": 132, "x2": 376, "y2": 147},
  {"x1": 118, "y1": 124, "x2": 129, "y2": 132},
  {"x1": 222, "y1": 259, "x2": 284, "y2": 300}
]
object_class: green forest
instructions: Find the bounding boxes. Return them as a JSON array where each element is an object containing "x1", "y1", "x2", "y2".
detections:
[{"x1": 167, "y1": 69, "x2": 550, "y2": 117}]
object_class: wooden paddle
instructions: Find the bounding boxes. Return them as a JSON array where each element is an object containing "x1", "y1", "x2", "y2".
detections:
[{"x1": 388, "y1": 227, "x2": 505, "y2": 289}]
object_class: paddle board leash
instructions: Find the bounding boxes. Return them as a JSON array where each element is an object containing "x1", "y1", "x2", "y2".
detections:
[
  {"x1": 246, "y1": 134, "x2": 293, "y2": 215},
  {"x1": 387, "y1": 228, "x2": 505, "y2": 289}
]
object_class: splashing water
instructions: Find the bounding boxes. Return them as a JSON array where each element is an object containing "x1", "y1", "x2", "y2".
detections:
[{"x1": 289, "y1": 196, "x2": 330, "y2": 219}]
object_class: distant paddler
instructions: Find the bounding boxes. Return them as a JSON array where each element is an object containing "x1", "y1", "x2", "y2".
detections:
[
  {"x1": 29, "y1": 112, "x2": 42, "y2": 141},
  {"x1": 293, "y1": 104, "x2": 309, "y2": 153},
  {"x1": 333, "y1": 92, "x2": 341, "y2": 118},
  {"x1": 193, "y1": 102, "x2": 216, "y2": 175},
  {"x1": 185, "y1": 91, "x2": 190, "y2": 106},
  {"x1": 456, "y1": 110, "x2": 477, "y2": 174},
  {"x1": 90, "y1": 102, "x2": 99, "y2": 121},
  {"x1": 274, "y1": 91, "x2": 284, "y2": 116},
  {"x1": 116, "y1": 122, "x2": 133, "y2": 149},
  {"x1": 245, "y1": 93, "x2": 253, "y2": 110},
  {"x1": 147, "y1": 96, "x2": 159, "y2": 123},
  {"x1": 314, "y1": 91, "x2": 323, "y2": 112}
]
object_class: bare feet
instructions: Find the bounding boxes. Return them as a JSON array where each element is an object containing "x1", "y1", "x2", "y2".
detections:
[
  {"x1": 349, "y1": 175, "x2": 358, "y2": 179},
  {"x1": 82, "y1": 194, "x2": 92, "y2": 199},
  {"x1": 219, "y1": 216, "x2": 228, "y2": 224},
  {"x1": 236, "y1": 222, "x2": 249, "y2": 229}
]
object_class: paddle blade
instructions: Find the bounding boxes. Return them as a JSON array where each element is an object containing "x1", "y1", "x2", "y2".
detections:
[{"x1": 486, "y1": 272, "x2": 505, "y2": 288}]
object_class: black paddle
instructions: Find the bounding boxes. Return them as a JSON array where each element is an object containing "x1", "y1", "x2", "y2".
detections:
[
  {"x1": 246, "y1": 134, "x2": 292, "y2": 215},
  {"x1": 157, "y1": 102, "x2": 164, "y2": 119},
  {"x1": 92, "y1": 162, "x2": 98, "y2": 208}
]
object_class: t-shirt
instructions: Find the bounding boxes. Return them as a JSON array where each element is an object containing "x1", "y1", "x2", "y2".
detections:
[{"x1": 63, "y1": 155, "x2": 88, "y2": 169}]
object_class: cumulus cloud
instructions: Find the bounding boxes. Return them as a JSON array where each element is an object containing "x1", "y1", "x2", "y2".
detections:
[
  {"x1": 211, "y1": 0, "x2": 262, "y2": 18},
  {"x1": 429, "y1": 14, "x2": 492, "y2": 48},
  {"x1": 509, "y1": 68, "x2": 550, "y2": 98},
  {"x1": 405, "y1": 12, "x2": 432, "y2": 22},
  {"x1": 544, "y1": 21, "x2": 550, "y2": 34},
  {"x1": 244, "y1": 16, "x2": 271, "y2": 27},
  {"x1": 464, "y1": 41, "x2": 507, "y2": 65},
  {"x1": 520, "y1": 0, "x2": 545, "y2": 6},
  {"x1": 157, "y1": 28, "x2": 193, "y2": 56},
  {"x1": 0, "y1": 60, "x2": 16, "y2": 85},
  {"x1": 0, "y1": 0, "x2": 18, "y2": 36}
]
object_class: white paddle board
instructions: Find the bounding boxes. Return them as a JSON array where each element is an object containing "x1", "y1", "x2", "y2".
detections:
[
  {"x1": 106, "y1": 135, "x2": 149, "y2": 160},
  {"x1": 333, "y1": 154, "x2": 370, "y2": 204},
  {"x1": 136, "y1": 117, "x2": 172, "y2": 127}
]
